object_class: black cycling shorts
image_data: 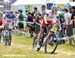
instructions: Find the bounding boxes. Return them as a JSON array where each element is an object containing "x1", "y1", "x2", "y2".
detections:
[{"x1": 18, "y1": 22, "x2": 24, "y2": 28}]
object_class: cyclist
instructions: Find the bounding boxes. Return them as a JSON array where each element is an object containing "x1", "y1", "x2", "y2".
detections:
[
  {"x1": 4, "y1": 11, "x2": 16, "y2": 45},
  {"x1": 4, "y1": 11, "x2": 16, "y2": 21},
  {"x1": 36, "y1": 7, "x2": 60, "y2": 50}
]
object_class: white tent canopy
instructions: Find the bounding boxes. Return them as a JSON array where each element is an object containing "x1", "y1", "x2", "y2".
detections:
[
  {"x1": 69, "y1": 2, "x2": 75, "y2": 6},
  {"x1": 54, "y1": 0, "x2": 69, "y2": 4},
  {"x1": 0, "y1": 5, "x2": 4, "y2": 8},
  {"x1": 12, "y1": 0, "x2": 46, "y2": 5},
  {"x1": 54, "y1": 1, "x2": 68, "y2": 4}
]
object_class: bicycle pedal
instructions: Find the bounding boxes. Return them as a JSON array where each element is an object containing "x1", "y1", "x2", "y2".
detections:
[
  {"x1": 49, "y1": 42, "x2": 54, "y2": 46},
  {"x1": 49, "y1": 43, "x2": 54, "y2": 46},
  {"x1": 37, "y1": 48, "x2": 40, "y2": 51}
]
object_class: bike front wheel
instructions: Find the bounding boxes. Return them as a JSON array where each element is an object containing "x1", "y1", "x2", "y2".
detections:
[{"x1": 44, "y1": 35, "x2": 58, "y2": 54}]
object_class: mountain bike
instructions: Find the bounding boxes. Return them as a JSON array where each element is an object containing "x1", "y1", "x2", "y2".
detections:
[
  {"x1": 2, "y1": 23, "x2": 12, "y2": 46},
  {"x1": 32, "y1": 24, "x2": 59, "y2": 54}
]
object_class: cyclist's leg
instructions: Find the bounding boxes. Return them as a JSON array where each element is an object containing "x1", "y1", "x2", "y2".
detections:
[
  {"x1": 0, "y1": 29, "x2": 2, "y2": 43},
  {"x1": 37, "y1": 27, "x2": 44, "y2": 40},
  {"x1": 43, "y1": 25, "x2": 52, "y2": 45},
  {"x1": 36, "y1": 24, "x2": 51, "y2": 46},
  {"x1": 8, "y1": 29, "x2": 12, "y2": 46},
  {"x1": 36, "y1": 26, "x2": 44, "y2": 48},
  {"x1": 30, "y1": 26, "x2": 34, "y2": 37}
]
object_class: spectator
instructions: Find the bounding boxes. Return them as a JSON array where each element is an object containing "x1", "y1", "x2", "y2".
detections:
[
  {"x1": 18, "y1": 10, "x2": 24, "y2": 31},
  {"x1": 25, "y1": 10, "x2": 29, "y2": 21},
  {"x1": 25, "y1": 10, "x2": 29, "y2": 16},
  {"x1": 14, "y1": 11, "x2": 19, "y2": 18},
  {"x1": 63, "y1": 8, "x2": 75, "y2": 45},
  {"x1": 26, "y1": 12, "x2": 34, "y2": 37},
  {"x1": 71, "y1": 7, "x2": 75, "y2": 35},
  {"x1": 41, "y1": 5, "x2": 47, "y2": 17},
  {"x1": 3, "y1": 11, "x2": 6, "y2": 19},
  {"x1": 32, "y1": 7, "x2": 39, "y2": 17}
]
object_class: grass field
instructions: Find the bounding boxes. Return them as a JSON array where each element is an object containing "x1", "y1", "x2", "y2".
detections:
[{"x1": 0, "y1": 34, "x2": 75, "y2": 58}]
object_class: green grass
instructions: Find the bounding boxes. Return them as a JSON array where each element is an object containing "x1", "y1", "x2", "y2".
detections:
[{"x1": 0, "y1": 34, "x2": 75, "y2": 58}]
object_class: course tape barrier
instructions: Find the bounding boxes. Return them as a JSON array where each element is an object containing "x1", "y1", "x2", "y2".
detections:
[{"x1": 12, "y1": 29, "x2": 75, "y2": 40}]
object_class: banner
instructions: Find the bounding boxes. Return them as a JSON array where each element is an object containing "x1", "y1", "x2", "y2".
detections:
[
  {"x1": 58, "y1": 4, "x2": 64, "y2": 7},
  {"x1": 25, "y1": 5, "x2": 30, "y2": 11}
]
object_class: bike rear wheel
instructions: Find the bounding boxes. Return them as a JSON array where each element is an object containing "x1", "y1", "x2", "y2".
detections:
[{"x1": 32, "y1": 35, "x2": 37, "y2": 50}]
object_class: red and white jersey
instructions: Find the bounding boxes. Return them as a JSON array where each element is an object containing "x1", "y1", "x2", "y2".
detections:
[
  {"x1": 0, "y1": 19, "x2": 3, "y2": 26},
  {"x1": 4, "y1": 18, "x2": 13, "y2": 29},
  {"x1": 39, "y1": 17, "x2": 53, "y2": 27},
  {"x1": 0, "y1": 18, "x2": 5, "y2": 28}
]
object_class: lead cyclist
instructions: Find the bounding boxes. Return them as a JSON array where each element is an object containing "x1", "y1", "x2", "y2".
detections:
[{"x1": 36, "y1": 9, "x2": 61, "y2": 51}]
